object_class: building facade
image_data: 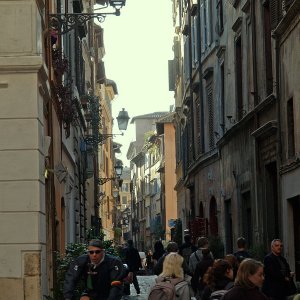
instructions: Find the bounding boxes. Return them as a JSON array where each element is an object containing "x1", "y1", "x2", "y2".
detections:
[{"x1": 169, "y1": 0, "x2": 299, "y2": 274}]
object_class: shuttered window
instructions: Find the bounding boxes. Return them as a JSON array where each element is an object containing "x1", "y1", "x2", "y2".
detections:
[
  {"x1": 287, "y1": 98, "x2": 295, "y2": 158},
  {"x1": 206, "y1": 83, "x2": 214, "y2": 149}
]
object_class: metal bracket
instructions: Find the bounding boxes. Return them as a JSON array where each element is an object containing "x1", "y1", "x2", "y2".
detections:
[{"x1": 49, "y1": 11, "x2": 119, "y2": 35}]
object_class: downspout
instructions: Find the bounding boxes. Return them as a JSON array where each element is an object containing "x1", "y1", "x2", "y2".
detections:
[
  {"x1": 250, "y1": 0, "x2": 260, "y2": 243},
  {"x1": 197, "y1": 0, "x2": 205, "y2": 153},
  {"x1": 273, "y1": 31, "x2": 283, "y2": 238}
]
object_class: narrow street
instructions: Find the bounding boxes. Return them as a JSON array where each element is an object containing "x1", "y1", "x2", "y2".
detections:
[{"x1": 122, "y1": 275, "x2": 156, "y2": 300}]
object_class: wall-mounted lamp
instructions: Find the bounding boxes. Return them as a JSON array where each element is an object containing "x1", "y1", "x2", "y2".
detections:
[
  {"x1": 85, "y1": 108, "x2": 130, "y2": 145},
  {"x1": 49, "y1": 0, "x2": 126, "y2": 35},
  {"x1": 98, "y1": 160, "x2": 123, "y2": 185},
  {"x1": 100, "y1": 108, "x2": 130, "y2": 143},
  {"x1": 227, "y1": 115, "x2": 236, "y2": 124}
]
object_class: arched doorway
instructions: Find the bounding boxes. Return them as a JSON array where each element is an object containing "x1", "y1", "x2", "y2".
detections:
[
  {"x1": 209, "y1": 197, "x2": 218, "y2": 236},
  {"x1": 199, "y1": 202, "x2": 204, "y2": 218}
]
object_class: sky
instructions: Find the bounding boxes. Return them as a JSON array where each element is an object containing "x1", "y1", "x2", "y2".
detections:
[{"x1": 99, "y1": 0, "x2": 175, "y2": 167}]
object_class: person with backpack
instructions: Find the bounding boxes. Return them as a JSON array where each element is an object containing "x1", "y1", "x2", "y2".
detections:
[
  {"x1": 148, "y1": 252, "x2": 192, "y2": 300},
  {"x1": 189, "y1": 236, "x2": 214, "y2": 275},
  {"x1": 63, "y1": 239, "x2": 125, "y2": 300},
  {"x1": 201, "y1": 259, "x2": 234, "y2": 300},
  {"x1": 191, "y1": 247, "x2": 214, "y2": 298},
  {"x1": 179, "y1": 234, "x2": 197, "y2": 267},
  {"x1": 222, "y1": 258, "x2": 268, "y2": 300}
]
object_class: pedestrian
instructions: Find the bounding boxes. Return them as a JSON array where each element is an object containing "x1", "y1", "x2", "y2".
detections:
[
  {"x1": 153, "y1": 252, "x2": 192, "y2": 300},
  {"x1": 189, "y1": 236, "x2": 214, "y2": 275},
  {"x1": 262, "y1": 238, "x2": 297, "y2": 300},
  {"x1": 152, "y1": 240, "x2": 165, "y2": 266},
  {"x1": 63, "y1": 239, "x2": 124, "y2": 300},
  {"x1": 123, "y1": 239, "x2": 142, "y2": 296},
  {"x1": 154, "y1": 241, "x2": 190, "y2": 276},
  {"x1": 145, "y1": 249, "x2": 154, "y2": 275},
  {"x1": 179, "y1": 234, "x2": 197, "y2": 266},
  {"x1": 222, "y1": 258, "x2": 268, "y2": 300},
  {"x1": 233, "y1": 237, "x2": 251, "y2": 264},
  {"x1": 201, "y1": 259, "x2": 234, "y2": 300},
  {"x1": 191, "y1": 247, "x2": 214, "y2": 298},
  {"x1": 224, "y1": 254, "x2": 239, "y2": 279}
]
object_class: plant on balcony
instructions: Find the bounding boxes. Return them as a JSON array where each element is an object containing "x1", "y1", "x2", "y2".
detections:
[
  {"x1": 52, "y1": 82, "x2": 78, "y2": 138},
  {"x1": 52, "y1": 48, "x2": 69, "y2": 77}
]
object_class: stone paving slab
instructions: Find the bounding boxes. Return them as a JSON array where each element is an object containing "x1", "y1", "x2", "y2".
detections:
[{"x1": 122, "y1": 275, "x2": 156, "y2": 300}]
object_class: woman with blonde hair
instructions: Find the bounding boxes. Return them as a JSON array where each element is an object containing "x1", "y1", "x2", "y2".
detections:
[
  {"x1": 149, "y1": 252, "x2": 192, "y2": 299},
  {"x1": 222, "y1": 258, "x2": 268, "y2": 300}
]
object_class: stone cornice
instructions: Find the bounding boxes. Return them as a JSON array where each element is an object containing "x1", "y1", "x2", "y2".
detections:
[
  {"x1": 0, "y1": 56, "x2": 43, "y2": 72},
  {"x1": 273, "y1": 1, "x2": 300, "y2": 38}
]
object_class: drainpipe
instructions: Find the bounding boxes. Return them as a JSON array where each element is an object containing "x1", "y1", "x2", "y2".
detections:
[
  {"x1": 250, "y1": 0, "x2": 260, "y2": 244},
  {"x1": 197, "y1": 0, "x2": 205, "y2": 153}
]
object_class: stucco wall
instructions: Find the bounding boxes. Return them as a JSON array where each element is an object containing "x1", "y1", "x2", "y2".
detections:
[{"x1": 0, "y1": 0, "x2": 46, "y2": 298}]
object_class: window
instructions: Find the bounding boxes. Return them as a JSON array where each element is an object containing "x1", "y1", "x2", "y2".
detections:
[
  {"x1": 235, "y1": 36, "x2": 243, "y2": 120},
  {"x1": 206, "y1": 83, "x2": 214, "y2": 149},
  {"x1": 122, "y1": 196, "x2": 127, "y2": 205},
  {"x1": 183, "y1": 36, "x2": 191, "y2": 85},
  {"x1": 200, "y1": 0, "x2": 212, "y2": 52},
  {"x1": 122, "y1": 183, "x2": 129, "y2": 192},
  {"x1": 191, "y1": 15, "x2": 199, "y2": 67},
  {"x1": 287, "y1": 98, "x2": 295, "y2": 158},
  {"x1": 263, "y1": 0, "x2": 273, "y2": 95},
  {"x1": 220, "y1": 63, "x2": 225, "y2": 133},
  {"x1": 216, "y1": 0, "x2": 224, "y2": 35}
]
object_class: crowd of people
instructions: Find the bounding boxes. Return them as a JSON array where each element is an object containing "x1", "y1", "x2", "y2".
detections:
[{"x1": 62, "y1": 236, "x2": 299, "y2": 300}]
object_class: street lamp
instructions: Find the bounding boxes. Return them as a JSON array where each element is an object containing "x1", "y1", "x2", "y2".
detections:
[
  {"x1": 49, "y1": 0, "x2": 126, "y2": 35},
  {"x1": 85, "y1": 108, "x2": 130, "y2": 145},
  {"x1": 97, "y1": 160, "x2": 123, "y2": 185},
  {"x1": 97, "y1": 108, "x2": 130, "y2": 144}
]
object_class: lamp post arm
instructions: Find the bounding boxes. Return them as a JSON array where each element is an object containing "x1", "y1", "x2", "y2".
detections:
[{"x1": 49, "y1": 12, "x2": 118, "y2": 34}]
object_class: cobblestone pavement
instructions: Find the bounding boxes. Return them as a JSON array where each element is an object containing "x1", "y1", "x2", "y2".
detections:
[{"x1": 122, "y1": 275, "x2": 156, "y2": 300}]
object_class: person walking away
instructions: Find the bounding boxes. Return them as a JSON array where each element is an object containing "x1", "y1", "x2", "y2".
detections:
[
  {"x1": 179, "y1": 234, "x2": 197, "y2": 267},
  {"x1": 224, "y1": 254, "x2": 239, "y2": 280},
  {"x1": 233, "y1": 237, "x2": 251, "y2": 265},
  {"x1": 154, "y1": 241, "x2": 190, "y2": 276},
  {"x1": 262, "y1": 239, "x2": 297, "y2": 300},
  {"x1": 146, "y1": 249, "x2": 154, "y2": 275},
  {"x1": 191, "y1": 247, "x2": 214, "y2": 298},
  {"x1": 222, "y1": 258, "x2": 268, "y2": 300},
  {"x1": 149, "y1": 252, "x2": 192, "y2": 300},
  {"x1": 123, "y1": 239, "x2": 142, "y2": 296},
  {"x1": 63, "y1": 239, "x2": 124, "y2": 300},
  {"x1": 201, "y1": 259, "x2": 234, "y2": 300},
  {"x1": 189, "y1": 236, "x2": 214, "y2": 275},
  {"x1": 152, "y1": 240, "x2": 165, "y2": 266}
]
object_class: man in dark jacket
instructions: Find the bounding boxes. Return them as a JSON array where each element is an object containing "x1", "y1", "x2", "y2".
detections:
[
  {"x1": 153, "y1": 241, "x2": 191, "y2": 276},
  {"x1": 262, "y1": 239, "x2": 296, "y2": 300},
  {"x1": 63, "y1": 239, "x2": 124, "y2": 300},
  {"x1": 123, "y1": 239, "x2": 142, "y2": 295},
  {"x1": 233, "y1": 237, "x2": 251, "y2": 264}
]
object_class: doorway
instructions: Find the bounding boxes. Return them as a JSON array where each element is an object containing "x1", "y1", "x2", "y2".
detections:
[{"x1": 291, "y1": 196, "x2": 300, "y2": 281}]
